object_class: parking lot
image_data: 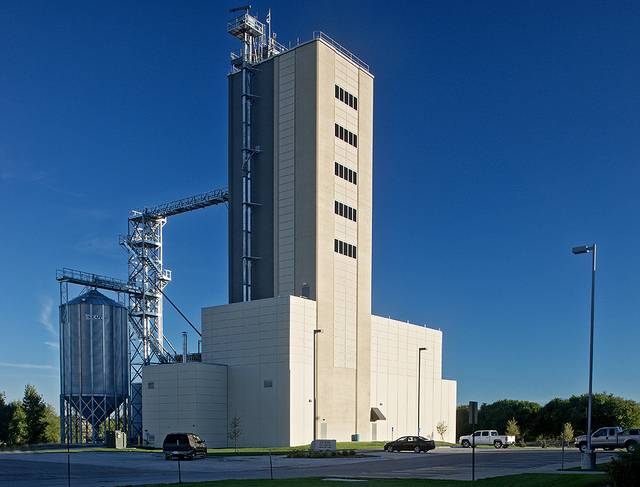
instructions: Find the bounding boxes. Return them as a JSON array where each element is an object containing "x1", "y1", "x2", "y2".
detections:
[{"x1": 0, "y1": 447, "x2": 615, "y2": 486}]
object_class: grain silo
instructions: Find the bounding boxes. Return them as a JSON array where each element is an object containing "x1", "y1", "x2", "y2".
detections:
[{"x1": 60, "y1": 289, "x2": 129, "y2": 444}]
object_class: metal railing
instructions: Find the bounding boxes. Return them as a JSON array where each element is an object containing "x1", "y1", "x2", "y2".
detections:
[
  {"x1": 313, "y1": 31, "x2": 370, "y2": 73},
  {"x1": 56, "y1": 268, "x2": 136, "y2": 294}
]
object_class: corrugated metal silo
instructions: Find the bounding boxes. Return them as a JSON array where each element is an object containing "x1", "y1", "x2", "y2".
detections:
[{"x1": 60, "y1": 289, "x2": 129, "y2": 444}]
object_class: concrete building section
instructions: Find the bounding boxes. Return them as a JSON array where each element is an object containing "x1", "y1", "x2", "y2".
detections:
[
  {"x1": 141, "y1": 362, "x2": 227, "y2": 448},
  {"x1": 370, "y1": 316, "x2": 457, "y2": 444},
  {"x1": 202, "y1": 296, "x2": 316, "y2": 447},
  {"x1": 141, "y1": 21, "x2": 457, "y2": 449}
]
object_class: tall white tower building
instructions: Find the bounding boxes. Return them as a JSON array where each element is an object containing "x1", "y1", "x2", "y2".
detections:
[{"x1": 142, "y1": 11, "x2": 456, "y2": 447}]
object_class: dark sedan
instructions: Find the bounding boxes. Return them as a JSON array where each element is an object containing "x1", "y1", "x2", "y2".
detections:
[{"x1": 384, "y1": 435, "x2": 436, "y2": 453}]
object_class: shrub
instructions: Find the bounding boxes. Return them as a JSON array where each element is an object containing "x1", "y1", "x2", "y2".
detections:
[
  {"x1": 286, "y1": 449, "x2": 307, "y2": 458},
  {"x1": 536, "y1": 435, "x2": 550, "y2": 448},
  {"x1": 607, "y1": 449, "x2": 640, "y2": 487}
]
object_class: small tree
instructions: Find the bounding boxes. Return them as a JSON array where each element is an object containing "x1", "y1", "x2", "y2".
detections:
[
  {"x1": 43, "y1": 404, "x2": 60, "y2": 443},
  {"x1": 7, "y1": 402, "x2": 27, "y2": 446},
  {"x1": 561, "y1": 422, "x2": 574, "y2": 446},
  {"x1": 228, "y1": 416, "x2": 241, "y2": 453},
  {"x1": 22, "y1": 385, "x2": 47, "y2": 445},
  {"x1": 436, "y1": 421, "x2": 448, "y2": 441},
  {"x1": 506, "y1": 417, "x2": 521, "y2": 444}
]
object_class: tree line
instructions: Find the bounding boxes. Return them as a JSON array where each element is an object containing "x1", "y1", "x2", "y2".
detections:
[
  {"x1": 0, "y1": 385, "x2": 59, "y2": 446},
  {"x1": 456, "y1": 393, "x2": 640, "y2": 442}
]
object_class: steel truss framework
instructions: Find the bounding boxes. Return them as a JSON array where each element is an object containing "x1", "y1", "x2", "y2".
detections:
[
  {"x1": 57, "y1": 188, "x2": 228, "y2": 445},
  {"x1": 121, "y1": 188, "x2": 228, "y2": 443}
]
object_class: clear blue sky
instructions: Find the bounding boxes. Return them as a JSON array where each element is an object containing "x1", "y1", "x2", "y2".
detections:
[{"x1": 1, "y1": 0, "x2": 639, "y2": 411}]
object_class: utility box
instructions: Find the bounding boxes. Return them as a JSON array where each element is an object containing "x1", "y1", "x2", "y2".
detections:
[{"x1": 105, "y1": 430, "x2": 127, "y2": 449}]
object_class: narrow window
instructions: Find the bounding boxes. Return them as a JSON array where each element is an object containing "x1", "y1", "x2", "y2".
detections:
[
  {"x1": 353, "y1": 172, "x2": 357, "y2": 185},
  {"x1": 335, "y1": 85, "x2": 339, "y2": 99},
  {"x1": 354, "y1": 97, "x2": 358, "y2": 110},
  {"x1": 353, "y1": 246, "x2": 357, "y2": 258},
  {"x1": 348, "y1": 132, "x2": 353, "y2": 145},
  {"x1": 340, "y1": 87, "x2": 344, "y2": 102},
  {"x1": 339, "y1": 241, "x2": 344, "y2": 254},
  {"x1": 334, "y1": 201, "x2": 339, "y2": 214},
  {"x1": 335, "y1": 162, "x2": 339, "y2": 176},
  {"x1": 334, "y1": 239, "x2": 339, "y2": 252},
  {"x1": 353, "y1": 134, "x2": 358, "y2": 148},
  {"x1": 339, "y1": 165, "x2": 344, "y2": 178},
  {"x1": 353, "y1": 209, "x2": 357, "y2": 221},
  {"x1": 348, "y1": 94, "x2": 353, "y2": 107}
]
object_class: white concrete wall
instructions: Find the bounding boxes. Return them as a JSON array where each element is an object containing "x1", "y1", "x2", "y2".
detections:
[
  {"x1": 288, "y1": 297, "x2": 316, "y2": 446},
  {"x1": 142, "y1": 362, "x2": 227, "y2": 448},
  {"x1": 370, "y1": 315, "x2": 457, "y2": 444},
  {"x1": 274, "y1": 51, "x2": 296, "y2": 297},
  {"x1": 202, "y1": 296, "x2": 316, "y2": 447}
]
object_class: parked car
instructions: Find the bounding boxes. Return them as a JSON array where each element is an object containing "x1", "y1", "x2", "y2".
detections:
[
  {"x1": 458, "y1": 430, "x2": 515, "y2": 449},
  {"x1": 574, "y1": 426, "x2": 639, "y2": 453},
  {"x1": 163, "y1": 433, "x2": 207, "y2": 460},
  {"x1": 384, "y1": 436, "x2": 436, "y2": 453}
]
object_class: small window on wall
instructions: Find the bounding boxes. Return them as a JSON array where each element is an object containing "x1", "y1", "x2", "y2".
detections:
[
  {"x1": 334, "y1": 123, "x2": 358, "y2": 148},
  {"x1": 148, "y1": 382, "x2": 155, "y2": 390},
  {"x1": 264, "y1": 380, "x2": 273, "y2": 388},
  {"x1": 335, "y1": 162, "x2": 358, "y2": 186},
  {"x1": 334, "y1": 84, "x2": 358, "y2": 110},
  {"x1": 334, "y1": 239, "x2": 357, "y2": 259}
]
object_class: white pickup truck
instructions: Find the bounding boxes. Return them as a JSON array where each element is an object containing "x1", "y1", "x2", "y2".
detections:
[
  {"x1": 574, "y1": 426, "x2": 639, "y2": 453},
  {"x1": 459, "y1": 430, "x2": 516, "y2": 449}
]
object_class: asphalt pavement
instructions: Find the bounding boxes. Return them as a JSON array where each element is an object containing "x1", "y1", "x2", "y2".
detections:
[{"x1": 0, "y1": 447, "x2": 615, "y2": 486}]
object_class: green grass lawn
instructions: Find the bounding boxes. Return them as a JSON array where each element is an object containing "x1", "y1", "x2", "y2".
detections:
[
  {"x1": 566, "y1": 462, "x2": 609, "y2": 472},
  {"x1": 205, "y1": 441, "x2": 456, "y2": 456},
  {"x1": 6, "y1": 441, "x2": 454, "y2": 456},
  {"x1": 131, "y1": 473, "x2": 606, "y2": 487}
]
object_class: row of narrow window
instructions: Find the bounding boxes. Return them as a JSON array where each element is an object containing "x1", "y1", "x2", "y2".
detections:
[
  {"x1": 334, "y1": 200, "x2": 357, "y2": 222},
  {"x1": 335, "y1": 84, "x2": 358, "y2": 110},
  {"x1": 335, "y1": 162, "x2": 357, "y2": 185},
  {"x1": 335, "y1": 123, "x2": 358, "y2": 148},
  {"x1": 334, "y1": 239, "x2": 357, "y2": 259}
]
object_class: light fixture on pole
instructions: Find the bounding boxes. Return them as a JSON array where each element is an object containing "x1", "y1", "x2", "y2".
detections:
[
  {"x1": 572, "y1": 243, "x2": 597, "y2": 470},
  {"x1": 313, "y1": 329, "x2": 322, "y2": 442},
  {"x1": 417, "y1": 347, "x2": 427, "y2": 436}
]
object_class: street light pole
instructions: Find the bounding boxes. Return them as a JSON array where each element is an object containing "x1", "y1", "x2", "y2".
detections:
[
  {"x1": 417, "y1": 347, "x2": 426, "y2": 436},
  {"x1": 572, "y1": 243, "x2": 597, "y2": 469},
  {"x1": 313, "y1": 329, "x2": 322, "y2": 442}
]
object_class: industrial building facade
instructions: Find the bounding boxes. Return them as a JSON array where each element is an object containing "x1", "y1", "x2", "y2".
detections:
[{"x1": 142, "y1": 21, "x2": 456, "y2": 447}]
